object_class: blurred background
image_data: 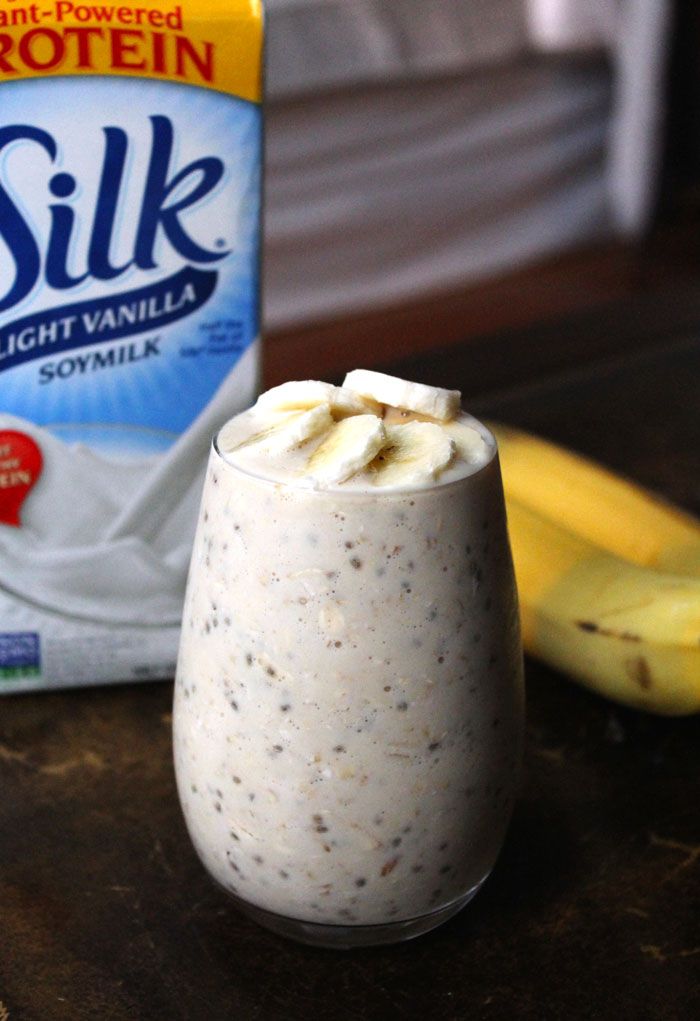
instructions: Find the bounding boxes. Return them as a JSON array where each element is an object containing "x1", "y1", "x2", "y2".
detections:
[
  {"x1": 3, "y1": 7, "x2": 699, "y2": 1016},
  {"x1": 261, "y1": 0, "x2": 700, "y2": 396}
]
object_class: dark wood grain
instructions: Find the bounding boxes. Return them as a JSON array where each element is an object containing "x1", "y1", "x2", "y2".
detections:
[{"x1": 1, "y1": 310, "x2": 699, "y2": 1021}]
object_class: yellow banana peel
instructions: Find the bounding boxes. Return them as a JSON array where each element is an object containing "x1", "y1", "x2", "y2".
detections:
[
  {"x1": 486, "y1": 420, "x2": 700, "y2": 713},
  {"x1": 504, "y1": 498, "x2": 700, "y2": 715},
  {"x1": 490, "y1": 421, "x2": 700, "y2": 575}
]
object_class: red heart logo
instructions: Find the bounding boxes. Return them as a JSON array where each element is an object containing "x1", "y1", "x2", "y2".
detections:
[{"x1": 0, "y1": 430, "x2": 44, "y2": 528}]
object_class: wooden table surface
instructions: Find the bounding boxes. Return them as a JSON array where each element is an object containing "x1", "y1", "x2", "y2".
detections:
[{"x1": 1, "y1": 330, "x2": 699, "y2": 1021}]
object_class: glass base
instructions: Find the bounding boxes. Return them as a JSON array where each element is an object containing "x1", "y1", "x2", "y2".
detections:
[{"x1": 219, "y1": 876, "x2": 489, "y2": 949}]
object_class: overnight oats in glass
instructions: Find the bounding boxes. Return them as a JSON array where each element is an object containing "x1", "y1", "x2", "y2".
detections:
[{"x1": 173, "y1": 371, "x2": 524, "y2": 948}]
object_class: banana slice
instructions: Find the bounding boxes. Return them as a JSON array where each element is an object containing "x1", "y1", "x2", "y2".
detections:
[
  {"x1": 370, "y1": 422, "x2": 456, "y2": 487},
  {"x1": 343, "y1": 369, "x2": 461, "y2": 422},
  {"x1": 247, "y1": 404, "x2": 334, "y2": 454},
  {"x1": 381, "y1": 407, "x2": 435, "y2": 426},
  {"x1": 256, "y1": 380, "x2": 379, "y2": 418},
  {"x1": 306, "y1": 415, "x2": 386, "y2": 484},
  {"x1": 443, "y1": 420, "x2": 490, "y2": 464}
]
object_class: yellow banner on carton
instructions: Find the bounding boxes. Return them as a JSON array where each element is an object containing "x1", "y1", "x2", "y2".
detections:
[{"x1": 0, "y1": 0, "x2": 263, "y2": 103}]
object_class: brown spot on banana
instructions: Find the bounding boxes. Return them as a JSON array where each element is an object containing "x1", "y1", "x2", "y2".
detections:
[
  {"x1": 576, "y1": 620, "x2": 642, "y2": 642},
  {"x1": 625, "y1": 656, "x2": 653, "y2": 689}
]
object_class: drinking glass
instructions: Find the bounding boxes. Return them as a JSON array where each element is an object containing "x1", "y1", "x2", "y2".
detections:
[{"x1": 173, "y1": 421, "x2": 524, "y2": 948}]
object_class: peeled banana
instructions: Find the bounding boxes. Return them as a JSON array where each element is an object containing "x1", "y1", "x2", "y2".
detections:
[
  {"x1": 505, "y1": 497, "x2": 700, "y2": 715},
  {"x1": 490, "y1": 421, "x2": 700, "y2": 576}
]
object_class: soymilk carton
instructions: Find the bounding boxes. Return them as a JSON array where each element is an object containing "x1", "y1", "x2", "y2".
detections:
[{"x1": 0, "y1": 0, "x2": 263, "y2": 691}]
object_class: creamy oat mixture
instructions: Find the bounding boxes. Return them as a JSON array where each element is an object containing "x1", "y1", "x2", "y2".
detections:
[{"x1": 173, "y1": 374, "x2": 523, "y2": 926}]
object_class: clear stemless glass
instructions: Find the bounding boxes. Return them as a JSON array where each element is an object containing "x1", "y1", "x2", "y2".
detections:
[{"x1": 173, "y1": 422, "x2": 524, "y2": 948}]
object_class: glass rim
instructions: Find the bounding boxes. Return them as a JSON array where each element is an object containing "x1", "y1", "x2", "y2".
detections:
[{"x1": 210, "y1": 416, "x2": 500, "y2": 498}]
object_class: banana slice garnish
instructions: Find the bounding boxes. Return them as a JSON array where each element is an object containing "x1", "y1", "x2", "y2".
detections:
[
  {"x1": 369, "y1": 422, "x2": 456, "y2": 487},
  {"x1": 443, "y1": 421, "x2": 490, "y2": 464},
  {"x1": 343, "y1": 369, "x2": 461, "y2": 422},
  {"x1": 306, "y1": 415, "x2": 386, "y2": 484},
  {"x1": 223, "y1": 374, "x2": 470, "y2": 487},
  {"x1": 256, "y1": 380, "x2": 380, "y2": 419},
  {"x1": 246, "y1": 404, "x2": 334, "y2": 454}
]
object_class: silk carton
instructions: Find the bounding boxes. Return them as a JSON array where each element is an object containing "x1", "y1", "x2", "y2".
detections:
[{"x1": 0, "y1": 0, "x2": 264, "y2": 691}]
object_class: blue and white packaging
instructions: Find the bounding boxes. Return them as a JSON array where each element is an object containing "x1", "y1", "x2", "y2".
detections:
[{"x1": 0, "y1": 0, "x2": 264, "y2": 691}]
